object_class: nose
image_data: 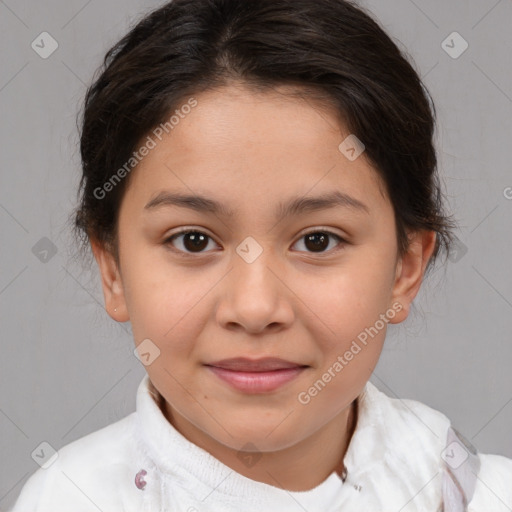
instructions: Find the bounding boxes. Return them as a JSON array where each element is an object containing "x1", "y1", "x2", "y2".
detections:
[{"x1": 215, "y1": 251, "x2": 294, "y2": 334}]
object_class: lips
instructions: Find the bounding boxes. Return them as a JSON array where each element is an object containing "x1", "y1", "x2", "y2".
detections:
[
  {"x1": 205, "y1": 357, "x2": 307, "y2": 372},
  {"x1": 204, "y1": 357, "x2": 309, "y2": 393}
]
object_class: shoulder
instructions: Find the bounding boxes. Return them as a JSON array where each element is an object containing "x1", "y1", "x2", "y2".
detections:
[
  {"x1": 9, "y1": 413, "x2": 142, "y2": 512},
  {"x1": 468, "y1": 452, "x2": 512, "y2": 511},
  {"x1": 356, "y1": 381, "x2": 512, "y2": 510},
  {"x1": 365, "y1": 383, "x2": 512, "y2": 510}
]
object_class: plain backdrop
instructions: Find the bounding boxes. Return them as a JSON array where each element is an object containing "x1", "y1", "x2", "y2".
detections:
[{"x1": 1, "y1": 0, "x2": 511, "y2": 509}]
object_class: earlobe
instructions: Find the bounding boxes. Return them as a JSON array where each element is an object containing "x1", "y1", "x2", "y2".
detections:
[
  {"x1": 388, "y1": 230, "x2": 437, "y2": 324},
  {"x1": 90, "y1": 239, "x2": 129, "y2": 322}
]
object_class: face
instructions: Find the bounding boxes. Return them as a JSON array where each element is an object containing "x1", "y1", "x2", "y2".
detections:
[{"x1": 93, "y1": 83, "x2": 435, "y2": 457}]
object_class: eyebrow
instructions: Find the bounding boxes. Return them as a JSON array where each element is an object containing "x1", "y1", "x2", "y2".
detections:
[{"x1": 144, "y1": 190, "x2": 370, "y2": 218}]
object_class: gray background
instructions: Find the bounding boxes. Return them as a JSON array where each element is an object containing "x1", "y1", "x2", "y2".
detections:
[{"x1": 1, "y1": 0, "x2": 511, "y2": 509}]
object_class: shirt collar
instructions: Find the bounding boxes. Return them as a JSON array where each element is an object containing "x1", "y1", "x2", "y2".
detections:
[{"x1": 134, "y1": 373, "x2": 446, "y2": 510}]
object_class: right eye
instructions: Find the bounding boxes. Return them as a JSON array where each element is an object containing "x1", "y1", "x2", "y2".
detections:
[{"x1": 163, "y1": 229, "x2": 219, "y2": 255}]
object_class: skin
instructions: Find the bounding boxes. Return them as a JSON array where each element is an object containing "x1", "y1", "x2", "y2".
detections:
[{"x1": 92, "y1": 82, "x2": 436, "y2": 492}]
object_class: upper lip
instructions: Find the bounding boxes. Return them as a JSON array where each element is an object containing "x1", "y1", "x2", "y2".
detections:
[{"x1": 205, "y1": 357, "x2": 308, "y2": 372}]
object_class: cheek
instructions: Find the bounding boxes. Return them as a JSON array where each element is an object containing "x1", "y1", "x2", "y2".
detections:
[
  {"x1": 121, "y1": 255, "x2": 204, "y2": 349},
  {"x1": 127, "y1": 277, "x2": 239, "y2": 373},
  {"x1": 296, "y1": 259, "x2": 395, "y2": 334}
]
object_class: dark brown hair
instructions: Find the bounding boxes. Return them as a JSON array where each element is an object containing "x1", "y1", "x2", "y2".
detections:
[{"x1": 72, "y1": 0, "x2": 455, "y2": 272}]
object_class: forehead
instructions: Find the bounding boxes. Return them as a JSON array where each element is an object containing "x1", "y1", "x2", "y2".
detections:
[{"x1": 121, "y1": 83, "x2": 388, "y2": 216}]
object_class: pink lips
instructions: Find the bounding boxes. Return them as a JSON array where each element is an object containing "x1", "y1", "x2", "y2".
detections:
[{"x1": 205, "y1": 357, "x2": 308, "y2": 393}]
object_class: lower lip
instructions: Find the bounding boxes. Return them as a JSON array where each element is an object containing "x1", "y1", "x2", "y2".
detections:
[{"x1": 206, "y1": 366, "x2": 306, "y2": 393}]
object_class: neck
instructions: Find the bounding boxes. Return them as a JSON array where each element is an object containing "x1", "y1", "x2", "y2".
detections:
[{"x1": 150, "y1": 380, "x2": 359, "y2": 491}]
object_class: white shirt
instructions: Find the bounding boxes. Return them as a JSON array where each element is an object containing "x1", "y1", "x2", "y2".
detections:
[{"x1": 9, "y1": 374, "x2": 512, "y2": 511}]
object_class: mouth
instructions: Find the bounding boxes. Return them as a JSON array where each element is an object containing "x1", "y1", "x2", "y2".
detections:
[
  {"x1": 204, "y1": 357, "x2": 309, "y2": 393},
  {"x1": 205, "y1": 357, "x2": 307, "y2": 372}
]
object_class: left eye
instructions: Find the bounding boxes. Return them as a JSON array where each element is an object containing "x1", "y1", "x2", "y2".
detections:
[
  {"x1": 292, "y1": 230, "x2": 345, "y2": 254},
  {"x1": 164, "y1": 229, "x2": 345, "y2": 255}
]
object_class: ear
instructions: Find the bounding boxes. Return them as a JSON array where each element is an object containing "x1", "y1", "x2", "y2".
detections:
[
  {"x1": 388, "y1": 230, "x2": 437, "y2": 324},
  {"x1": 91, "y1": 239, "x2": 129, "y2": 322}
]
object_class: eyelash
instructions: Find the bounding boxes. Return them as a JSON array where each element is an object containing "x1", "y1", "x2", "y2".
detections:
[{"x1": 163, "y1": 227, "x2": 347, "y2": 257}]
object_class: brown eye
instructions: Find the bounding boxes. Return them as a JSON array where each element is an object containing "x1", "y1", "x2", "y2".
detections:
[
  {"x1": 293, "y1": 231, "x2": 345, "y2": 254},
  {"x1": 165, "y1": 230, "x2": 216, "y2": 254},
  {"x1": 164, "y1": 228, "x2": 345, "y2": 256}
]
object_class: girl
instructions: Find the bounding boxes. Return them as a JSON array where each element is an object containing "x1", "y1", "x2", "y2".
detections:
[{"x1": 10, "y1": 0, "x2": 512, "y2": 510}]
